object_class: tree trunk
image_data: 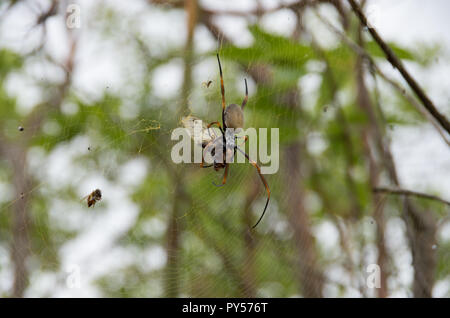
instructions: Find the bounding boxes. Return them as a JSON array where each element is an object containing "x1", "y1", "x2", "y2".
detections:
[
  {"x1": 241, "y1": 175, "x2": 260, "y2": 298},
  {"x1": 355, "y1": 24, "x2": 436, "y2": 297},
  {"x1": 285, "y1": 142, "x2": 324, "y2": 298},
  {"x1": 403, "y1": 201, "x2": 437, "y2": 297},
  {"x1": 164, "y1": 174, "x2": 184, "y2": 297},
  {"x1": 163, "y1": 0, "x2": 198, "y2": 297},
  {"x1": 9, "y1": 145, "x2": 32, "y2": 297}
]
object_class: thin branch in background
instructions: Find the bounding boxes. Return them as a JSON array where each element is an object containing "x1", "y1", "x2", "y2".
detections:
[
  {"x1": 347, "y1": 0, "x2": 450, "y2": 134},
  {"x1": 163, "y1": 0, "x2": 198, "y2": 298},
  {"x1": 339, "y1": 3, "x2": 438, "y2": 296},
  {"x1": 373, "y1": 65, "x2": 450, "y2": 147},
  {"x1": 308, "y1": 35, "x2": 363, "y2": 219},
  {"x1": 2, "y1": 20, "x2": 79, "y2": 297},
  {"x1": 241, "y1": 175, "x2": 261, "y2": 298},
  {"x1": 196, "y1": 225, "x2": 254, "y2": 297},
  {"x1": 201, "y1": 3, "x2": 326, "y2": 296},
  {"x1": 313, "y1": 10, "x2": 450, "y2": 147},
  {"x1": 374, "y1": 187, "x2": 450, "y2": 206},
  {"x1": 148, "y1": 0, "x2": 307, "y2": 15},
  {"x1": 201, "y1": 0, "x2": 307, "y2": 17},
  {"x1": 353, "y1": 11, "x2": 390, "y2": 297}
]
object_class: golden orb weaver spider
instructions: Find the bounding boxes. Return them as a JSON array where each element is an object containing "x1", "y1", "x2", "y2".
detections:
[{"x1": 185, "y1": 54, "x2": 270, "y2": 228}]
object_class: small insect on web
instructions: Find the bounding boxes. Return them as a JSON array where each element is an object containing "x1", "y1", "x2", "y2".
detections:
[
  {"x1": 202, "y1": 80, "x2": 213, "y2": 88},
  {"x1": 182, "y1": 54, "x2": 270, "y2": 229},
  {"x1": 81, "y1": 189, "x2": 102, "y2": 208}
]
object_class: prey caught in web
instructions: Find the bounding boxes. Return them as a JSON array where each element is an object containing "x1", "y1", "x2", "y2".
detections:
[
  {"x1": 81, "y1": 189, "x2": 102, "y2": 208},
  {"x1": 182, "y1": 54, "x2": 270, "y2": 229}
]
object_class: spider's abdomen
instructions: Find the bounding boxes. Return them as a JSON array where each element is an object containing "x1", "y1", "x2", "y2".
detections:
[{"x1": 224, "y1": 104, "x2": 244, "y2": 129}]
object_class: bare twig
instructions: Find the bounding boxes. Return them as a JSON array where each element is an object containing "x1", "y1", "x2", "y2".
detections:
[
  {"x1": 148, "y1": 0, "x2": 307, "y2": 15},
  {"x1": 374, "y1": 187, "x2": 450, "y2": 206},
  {"x1": 308, "y1": 35, "x2": 363, "y2": 219},
  {"x1": 201, "y1": 0, "x2": 307, "y2": 17},
  {"x1": 347, "y1": 0, "x2": 450, "y2": 134},
  {"x1": 314, "y1": 10, "x2": 450, "y2": 147},
  {"x1": 375, "y1": 68, "x2": 450, "y2": 147},
  {"x1": 2, "y1": 25, "x2": 78, "y2": 298},
  {"x1": 353, "y1": 14, "x2": 390, "y2": 297},
  {"x1": 163, "y1": 0, "x2": 198, "y2": 298}
]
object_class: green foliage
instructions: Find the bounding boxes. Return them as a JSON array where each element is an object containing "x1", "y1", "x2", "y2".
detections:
[
  {"x1": 221, "y1": 25, "x2": 313, "y2": 72},
  {"x1": 366, "y1": 41, "x2": 416, "y2": 61},
  {"x1": 0, "y1": 49, "x2": 22, "y2": 80},
  {"x1": 437, "y1": 241, "x2": 450, "y2": 281},
  {"x1": 0, "y1": 4, "x2": 447, "y2": 298}
]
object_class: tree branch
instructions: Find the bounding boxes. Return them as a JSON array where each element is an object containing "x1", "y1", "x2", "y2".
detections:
[
  {"x1": 201, "y1": 0, "x2": 307, "y2": 17},
  {"x1": 314, "y1": 9, "x2": 450, "y2": 146},
  {"x1": 347, "y1": 0, "x2": 450, "y2": 134},
  {"x1": 374, "y1": 187, "x2": 450, "y2": 206}
]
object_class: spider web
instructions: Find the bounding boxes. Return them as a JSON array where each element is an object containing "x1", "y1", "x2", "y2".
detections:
[
  {"x1": 0, "y1": 0, "x2": 384, "y2": 298},
  {"x1": 1, "y1": 0, "x2": 448, "y2": 298}
]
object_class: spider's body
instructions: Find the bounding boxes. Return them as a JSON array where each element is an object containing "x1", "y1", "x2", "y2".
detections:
[
  {"x1": 224, "y1": 103, "x2": 244, "y2": 130},
  {"x1": 183, "y1": 54, "x2": 270, "y2": 228},
  {"x1": 205, "y1": 129, "x2": 236, "y2": 171}
]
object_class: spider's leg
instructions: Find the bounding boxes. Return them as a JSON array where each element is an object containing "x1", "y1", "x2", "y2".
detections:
[
  {"x1": 239, "y1": 135, "x2": 248, "y2": 146},
  {"x1": 201, "y1": 153, "x2": 213, "y2": 167},
  {"x1": 236, "y1": 147, "x2": 270, "y2": 228},
  {"x1": 241, "y1": 78, "x2": 248, "y2": 109},
  {"x1": 217, "y1": 53, "x2": 226, "y2": 129},
  {"x1": 207, "y1": 121, "x2": 224, "y2": 135},
  {"x1": 233, "y1": 135, "x2": 248, "y2": 156},
  {"x1": 212, "y1": 163, "x2": 229, "y2": 187},
  {"x1": 200, "y1": 138, "x2": 216, "y2": 168}
]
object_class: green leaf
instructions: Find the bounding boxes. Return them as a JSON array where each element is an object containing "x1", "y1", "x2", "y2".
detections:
[{"x1": 366, "y1": 41, "x2": 415, "y2": 60}]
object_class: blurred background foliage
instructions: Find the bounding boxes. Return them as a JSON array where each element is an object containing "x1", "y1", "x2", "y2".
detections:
[{"x1": 0, "y1": 0, "x2": 449, "y2": 298}]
